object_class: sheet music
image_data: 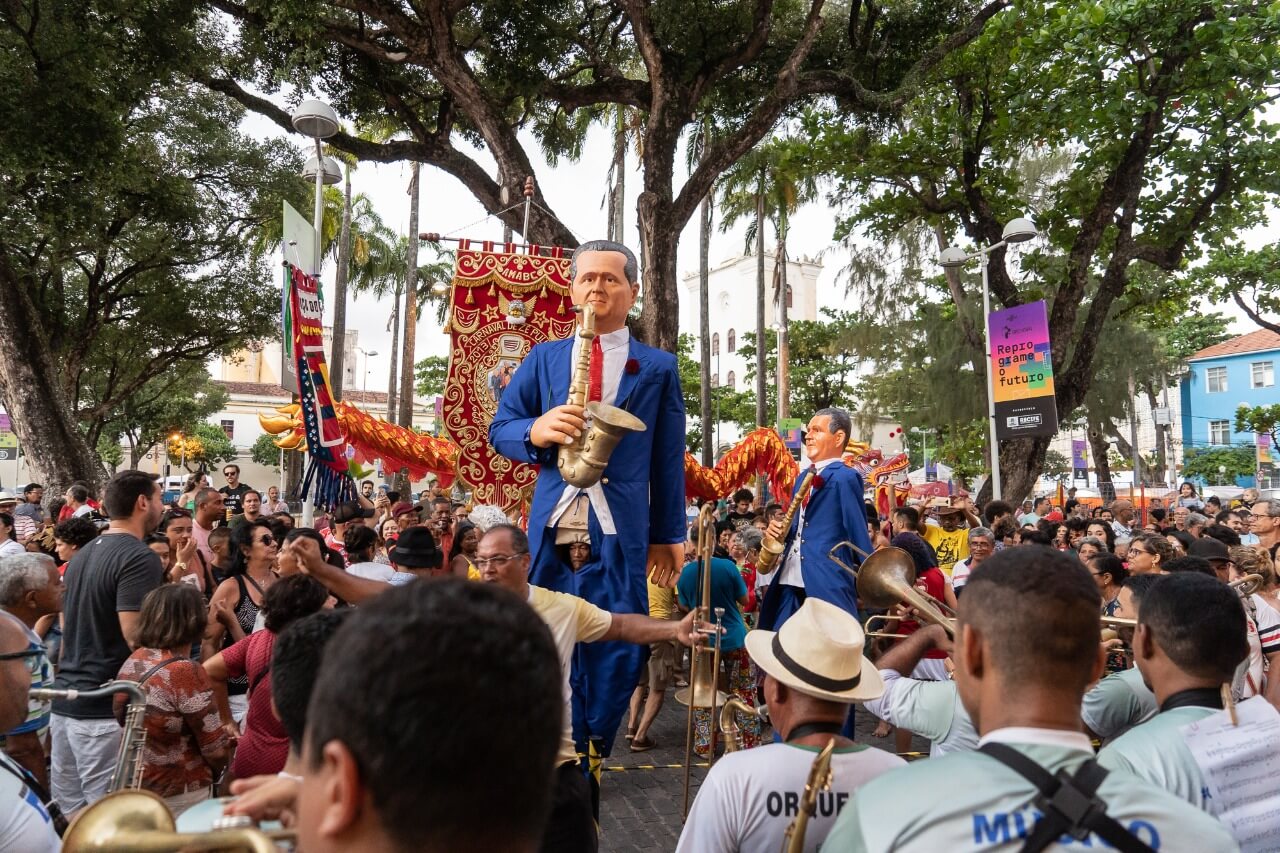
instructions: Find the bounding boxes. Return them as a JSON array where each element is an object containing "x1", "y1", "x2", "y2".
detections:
[{"x1": 1181, "y1": 697, "x2": 1280, "y2": 852}]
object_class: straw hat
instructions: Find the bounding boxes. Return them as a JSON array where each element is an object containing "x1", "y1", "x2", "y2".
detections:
[{"x1": 745, "y1": 598, "x2": 883, "y2": 703}]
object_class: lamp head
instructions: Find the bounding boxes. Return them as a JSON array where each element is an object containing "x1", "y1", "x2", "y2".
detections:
[
  {"x1": 302, "y1": 155, "x2": 343, "y2": 186},
  {"x1": 939, "y1": 246, "x2": 969, "y2": 269},
  {"x1": 291, "y1": 99, "x2": 340, "y2": 139},
  {"x1": 1002, "y1": 217, "x2": 1037, "y2": 244}
]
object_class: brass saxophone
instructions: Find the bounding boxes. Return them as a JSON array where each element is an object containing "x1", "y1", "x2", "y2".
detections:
[
  {"x1": 33, "y1": 680, "x2": 148, "y2": 791},
  {"x1": 719, "y1": 696, "x2": 767, "y2": 752},
  {"x1": 757, "y1": 468, "x2": 816, "y2": 576},
  {"x1": 781, "y1": 738, "x2": 836, "y2": 853},
  {"x1": 556, "y1": 303, "x2": 647, "y2": 488}
]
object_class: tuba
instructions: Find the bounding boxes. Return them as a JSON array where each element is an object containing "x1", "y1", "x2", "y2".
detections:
[
  {"x1": 33, "y1": 681, "x2": 147, "y2": 792},
  {"x1": 556, "y1": 303, "x2": 647, "y2": 488},
  {"x1": 679, "y1": 504, "x2": 728, "y2": 820},
  {"x1": 58, "y1": 790, "x2": 290, "y2": 852},
  {"x1": 781, "y1": 738, "x2": 836, "y2": 853},
  {"x1": 756, "y1": 468, "x2": 816, "y2": 577}
]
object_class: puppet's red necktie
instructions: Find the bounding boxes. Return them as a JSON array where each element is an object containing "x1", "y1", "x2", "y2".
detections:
[{"x1": 588, "y1": 337, "x2": 603, "y2": 403}]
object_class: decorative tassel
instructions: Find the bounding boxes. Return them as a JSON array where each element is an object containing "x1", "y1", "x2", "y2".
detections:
[
  {"x1": 488, "y1": 282, "x2": 496, "y2": 296},
  {"x1": 466, "y1": 288, "x2": 474, "y2": 305}
]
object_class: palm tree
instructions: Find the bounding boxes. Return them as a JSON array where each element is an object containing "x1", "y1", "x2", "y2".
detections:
[{"x1": 718, "y1": 137, "x2": 819, "y2": 425}]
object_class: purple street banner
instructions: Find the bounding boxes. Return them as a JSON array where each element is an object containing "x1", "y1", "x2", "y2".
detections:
[
  {"x1": 989, "y1": 300, "x2": 1059, "y2": 440},
  {"x1": 1072, "y1": 438, "x2": 1088, "y2": 481},
  {"x1": 1259, "y1": 434, "x2": 1273, "y2": 467}
]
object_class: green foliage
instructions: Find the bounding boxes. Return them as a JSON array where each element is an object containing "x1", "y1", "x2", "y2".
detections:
[
  {"x1": 1193, "y1": 245, "x2": 1280, "y2": 336},
  {"x1": 190, "y1": 423, "x2": 237, "y2": 469},
  {"x1": 1236, "y1": 404, "x2": 1280, "y2": 445},
  {"x1": 801, "y1": 0, "x2": 1280, "y2": 496},
  {"x1": 718, "y1": 136, "x2": 820, "y2": 252},
  {"x1": 1181, "y1": 446, "x2": 1257, "y2": 484},
  {"x1": 98, "y1": 365, "x2": 229, "y2": 462},
  {"x1": 251, "y1": 434, "x2": 283, "y2": 470},
  {"x1": 415, "y1": 356, "x2": 450, "y2": 400},
  {"x1": 96, "y1": 435, "x2": 123, "y2": 471},
  {"x1": 675, "y1": 334, "x2": 754, "y2": 455},
  {"x1": 736, "y1": 309, "x2": 864, "y2": 430},
  {"x1": 0, "y1": 0, "x2": 303, "y2": 456},
  {"x1": 1042, "y1": 449, "x2": 1070, "y2": 480}
]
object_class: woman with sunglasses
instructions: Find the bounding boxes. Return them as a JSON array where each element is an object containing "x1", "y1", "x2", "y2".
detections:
[{"x1": 201, "y1": 519, "x2": 277, "y2": 723}]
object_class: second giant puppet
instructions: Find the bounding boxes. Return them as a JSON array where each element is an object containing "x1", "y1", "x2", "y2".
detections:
[
  {"x1": 758, "y1": 409, "x2": 873, "y2": 631},
  {"x1": 489, "y1": 240, "x2": 686, "y2": 758}
]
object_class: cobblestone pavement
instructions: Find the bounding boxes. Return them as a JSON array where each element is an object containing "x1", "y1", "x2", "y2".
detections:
[{"x1": 597, "y1": 690, "x2": 930, "y2": 852}]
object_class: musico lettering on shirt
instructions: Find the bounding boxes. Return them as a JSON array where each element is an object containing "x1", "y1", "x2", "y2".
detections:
[{"x1": 973, "y1": 809, "x2": 1161, "y2": 848}]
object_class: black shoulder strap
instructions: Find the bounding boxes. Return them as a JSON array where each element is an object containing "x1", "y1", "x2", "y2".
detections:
[
  {"x1": 137, "y1": 656, "x2": 184, "y2": 686},
  {"x1": 978, "y1": 742, "x2": 1155, "y2": 853}
]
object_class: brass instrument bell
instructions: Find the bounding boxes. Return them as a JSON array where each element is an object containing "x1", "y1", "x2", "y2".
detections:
[
  {"x1": 854, "y1": 546, "x2": 957, "y2": 639},
  {"x1": 61, "y1": 790, "x2": 288, "y2": 853}
]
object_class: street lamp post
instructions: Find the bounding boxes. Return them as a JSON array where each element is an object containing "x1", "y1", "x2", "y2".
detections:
[
  {"x1": 938, "y1": 217, "x2": 1038, "y2": 501},
  {"x1": 292, "y1": 100, "x2": 341, "y2": 526},
  {"x1": 170, "y1": 432, "x2": 185, "y2": 474},
  {"x1": 355, "y1": 347, "x2": 378, "y2": 392}
]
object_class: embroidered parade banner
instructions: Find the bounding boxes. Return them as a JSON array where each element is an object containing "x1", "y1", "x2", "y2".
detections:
[
  {"x1": 443, "y1": 245, "x2": 577, "y2": 512},
  {"x1": 286, "y1": 262, "x2": 353, "y2": 508}
]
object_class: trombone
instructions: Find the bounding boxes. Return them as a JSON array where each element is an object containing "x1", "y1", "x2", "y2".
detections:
[
  {"x1": 58, "y1": 789, "x2": 292, "y2": 852},
  {"x1": 678, "y1": 504, "x2": 728, "y2": 820}
]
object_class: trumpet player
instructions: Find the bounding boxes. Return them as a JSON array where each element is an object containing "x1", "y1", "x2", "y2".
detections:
[
  {"x1": 489, "y1": 240, "x2": 687, "y2": 767},
  {"x1": 758, "y1": 408, "x2": 873, "y2": 632},
  {"x1": 677, "y1": 599, "x2": 903, "y2": 852}
]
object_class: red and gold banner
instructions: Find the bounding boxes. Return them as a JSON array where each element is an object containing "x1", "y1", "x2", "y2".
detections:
[{"x1": 443, "y1": 244, "x2": 576, "y2": 512}]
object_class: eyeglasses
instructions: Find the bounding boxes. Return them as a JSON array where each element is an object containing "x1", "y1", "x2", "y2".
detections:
[
  {"x1": 1251, "y1": 513, "x2": 1275, "y2": 519},
  {"x1": 0, "y1": 648, "x2": 45, "y2": 675},
  {"x1": 1129, "y1": 548, "x2": 1152, "y2": 556},
  {"x1": 474, "y1": 553, "x2": 527, "y2": 569}
]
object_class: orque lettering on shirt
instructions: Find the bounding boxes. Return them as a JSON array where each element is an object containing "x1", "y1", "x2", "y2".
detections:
[
  {"x1": 765, "y1": 789, "x2": 849, "y2": 818},
  {"x1": 972, "y1": 809, "x2": 1160, "y2": 848}
]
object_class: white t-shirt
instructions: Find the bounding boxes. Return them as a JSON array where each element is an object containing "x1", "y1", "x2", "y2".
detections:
[
  {"x1": 777, "y1": 457, "x2": 844, "y2": 588},
  {"x1": 0, "y1": 752, "x2": 59, "y2": 852},
  {"x1": 71, "y1": 504, "x2": 92, "y2": 518},
  {"x1": 0, "y1": 539, "x2": 25, "y2": 558},
  {"x1": 825, "y1": 728, "x2": 1237, "y2": 852},
  {"x1": 676, "y1": 742, "x2": 904, "y2": 853},
  {"x1": 951, "y1": 558, "x2": 974, "y2": 591},
  {"x1": 1097, "y1": 706, "x2": 1219, "y2": 809},
  {"x1": 1081, "y1": 666, "x2": 1157, "y2": 741},
  {"x1": 860, "y1": 669, "x2": 978, "y2": 757},
  {"x1": 346, "y1": 560, "x2": 395, "y2": 582},
  {"x1": 527, "y1": 584, "x2": 612, "y2": 766}
]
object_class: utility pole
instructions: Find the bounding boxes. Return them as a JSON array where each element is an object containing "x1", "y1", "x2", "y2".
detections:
[{"x1": 1128, "y1": 372, "x2": 1141, "y2": 487}]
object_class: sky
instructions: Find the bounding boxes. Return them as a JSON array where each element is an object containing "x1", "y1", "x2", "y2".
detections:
[{"x1": 249, "y1": 102, "x2": 1259, "y2": 397}]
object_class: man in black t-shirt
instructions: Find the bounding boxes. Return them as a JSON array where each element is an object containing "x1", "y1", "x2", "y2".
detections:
[
  {"x1": 219, "y1": 464, "x2": 252, "y2": 518},
  {"x1": 50, "y1": 470, "x2": 164, "y2": 817}
]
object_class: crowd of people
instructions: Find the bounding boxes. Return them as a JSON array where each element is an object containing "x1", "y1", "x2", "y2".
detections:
[{"x1": 0, "y1": 237, "x2": 1276, "y2": 852}]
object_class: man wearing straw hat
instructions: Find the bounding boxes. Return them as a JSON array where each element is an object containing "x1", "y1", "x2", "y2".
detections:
[{"x1": 677, "y1": 598, "x2": 904, "y2": 852}]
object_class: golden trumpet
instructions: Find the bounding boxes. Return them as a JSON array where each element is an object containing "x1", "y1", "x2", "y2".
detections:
[{"x1": 854, "y1": 546, "x2": 957, "y2": 639}]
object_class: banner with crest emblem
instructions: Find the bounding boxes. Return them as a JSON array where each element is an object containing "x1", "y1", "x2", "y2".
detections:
[{"x1": 442, "y1": 243, "x2": 576, "y2": 512}]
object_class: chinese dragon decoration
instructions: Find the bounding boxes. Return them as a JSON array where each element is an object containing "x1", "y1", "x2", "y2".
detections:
[{"x1": 263, "y1": 247, "x2": 912, "y2": 513}]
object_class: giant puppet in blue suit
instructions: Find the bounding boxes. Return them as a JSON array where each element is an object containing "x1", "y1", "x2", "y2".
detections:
[
  {"x1": 489, "y1": 240, "x2": 687, "y2": 759},
  {"x1": 758, "y1": 408, "x2": 874, "y2": 632}
]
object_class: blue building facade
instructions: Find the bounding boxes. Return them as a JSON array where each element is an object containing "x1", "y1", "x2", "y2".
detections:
[{"x1": 1180, "y1": 329, "x2": 1280, "y2": 486}]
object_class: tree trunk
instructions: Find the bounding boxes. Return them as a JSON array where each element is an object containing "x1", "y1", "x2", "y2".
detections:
[
  {"x1": 1088, "y1": 420, "x2": 1114, "y2": 501},
  {"x1": 699, "y1": 192, "x2": 713, "y2": 467},
  {"x1": 754, "y1": 170, "x2": 766, "y2": 427},
  {"x1": 396, "y1": 162, "x2": 420, "y2": 493},
  {"x1": 386, "y1": 282, "x2": 401, "y2": 428},
  {"x1": 0, "y1": 259, "x2": 102, "y2": 494},
  {"x1": 978, "y1": 435, "x2": 1051, "y2": 507},
  {"x1": 330, "y1": 161, "x2": 353, "y2": 400},
  {"x1": 775, "y1": 237, "x2": 790, "y2": 422},
  {"x1": 608, "y1": 112, "x2": 626, "y2": 243}
]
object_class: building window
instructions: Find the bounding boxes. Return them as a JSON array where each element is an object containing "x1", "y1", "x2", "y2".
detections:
[
  {"x1": 711, "y1": 373, "x2": 719, "y2": 388},
  {"x1": 726, "y1": 370, "x2": 736, "y2": 390},
  {"x1": 1251, "y1": 361, "x2": 1274, "y2": 388},
  {"x1": 1206, "y1": 366, "x2": 1228, "y2": 393},
  {"x1": 786, "y1": 285, "x2": 794, "y2": 308},
  {"x1": 712, "y1": 333, "x2": 719, "y2": 356},
  {"x1": 727, "y1": 329, "x2": 736, "y2": 353},
  {"x1": 1209, "y1": 419, "x2": 1231, "y2": 446},
  {"x1": 220, "y1": 419, "x2": 235, "y2": 440}
]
